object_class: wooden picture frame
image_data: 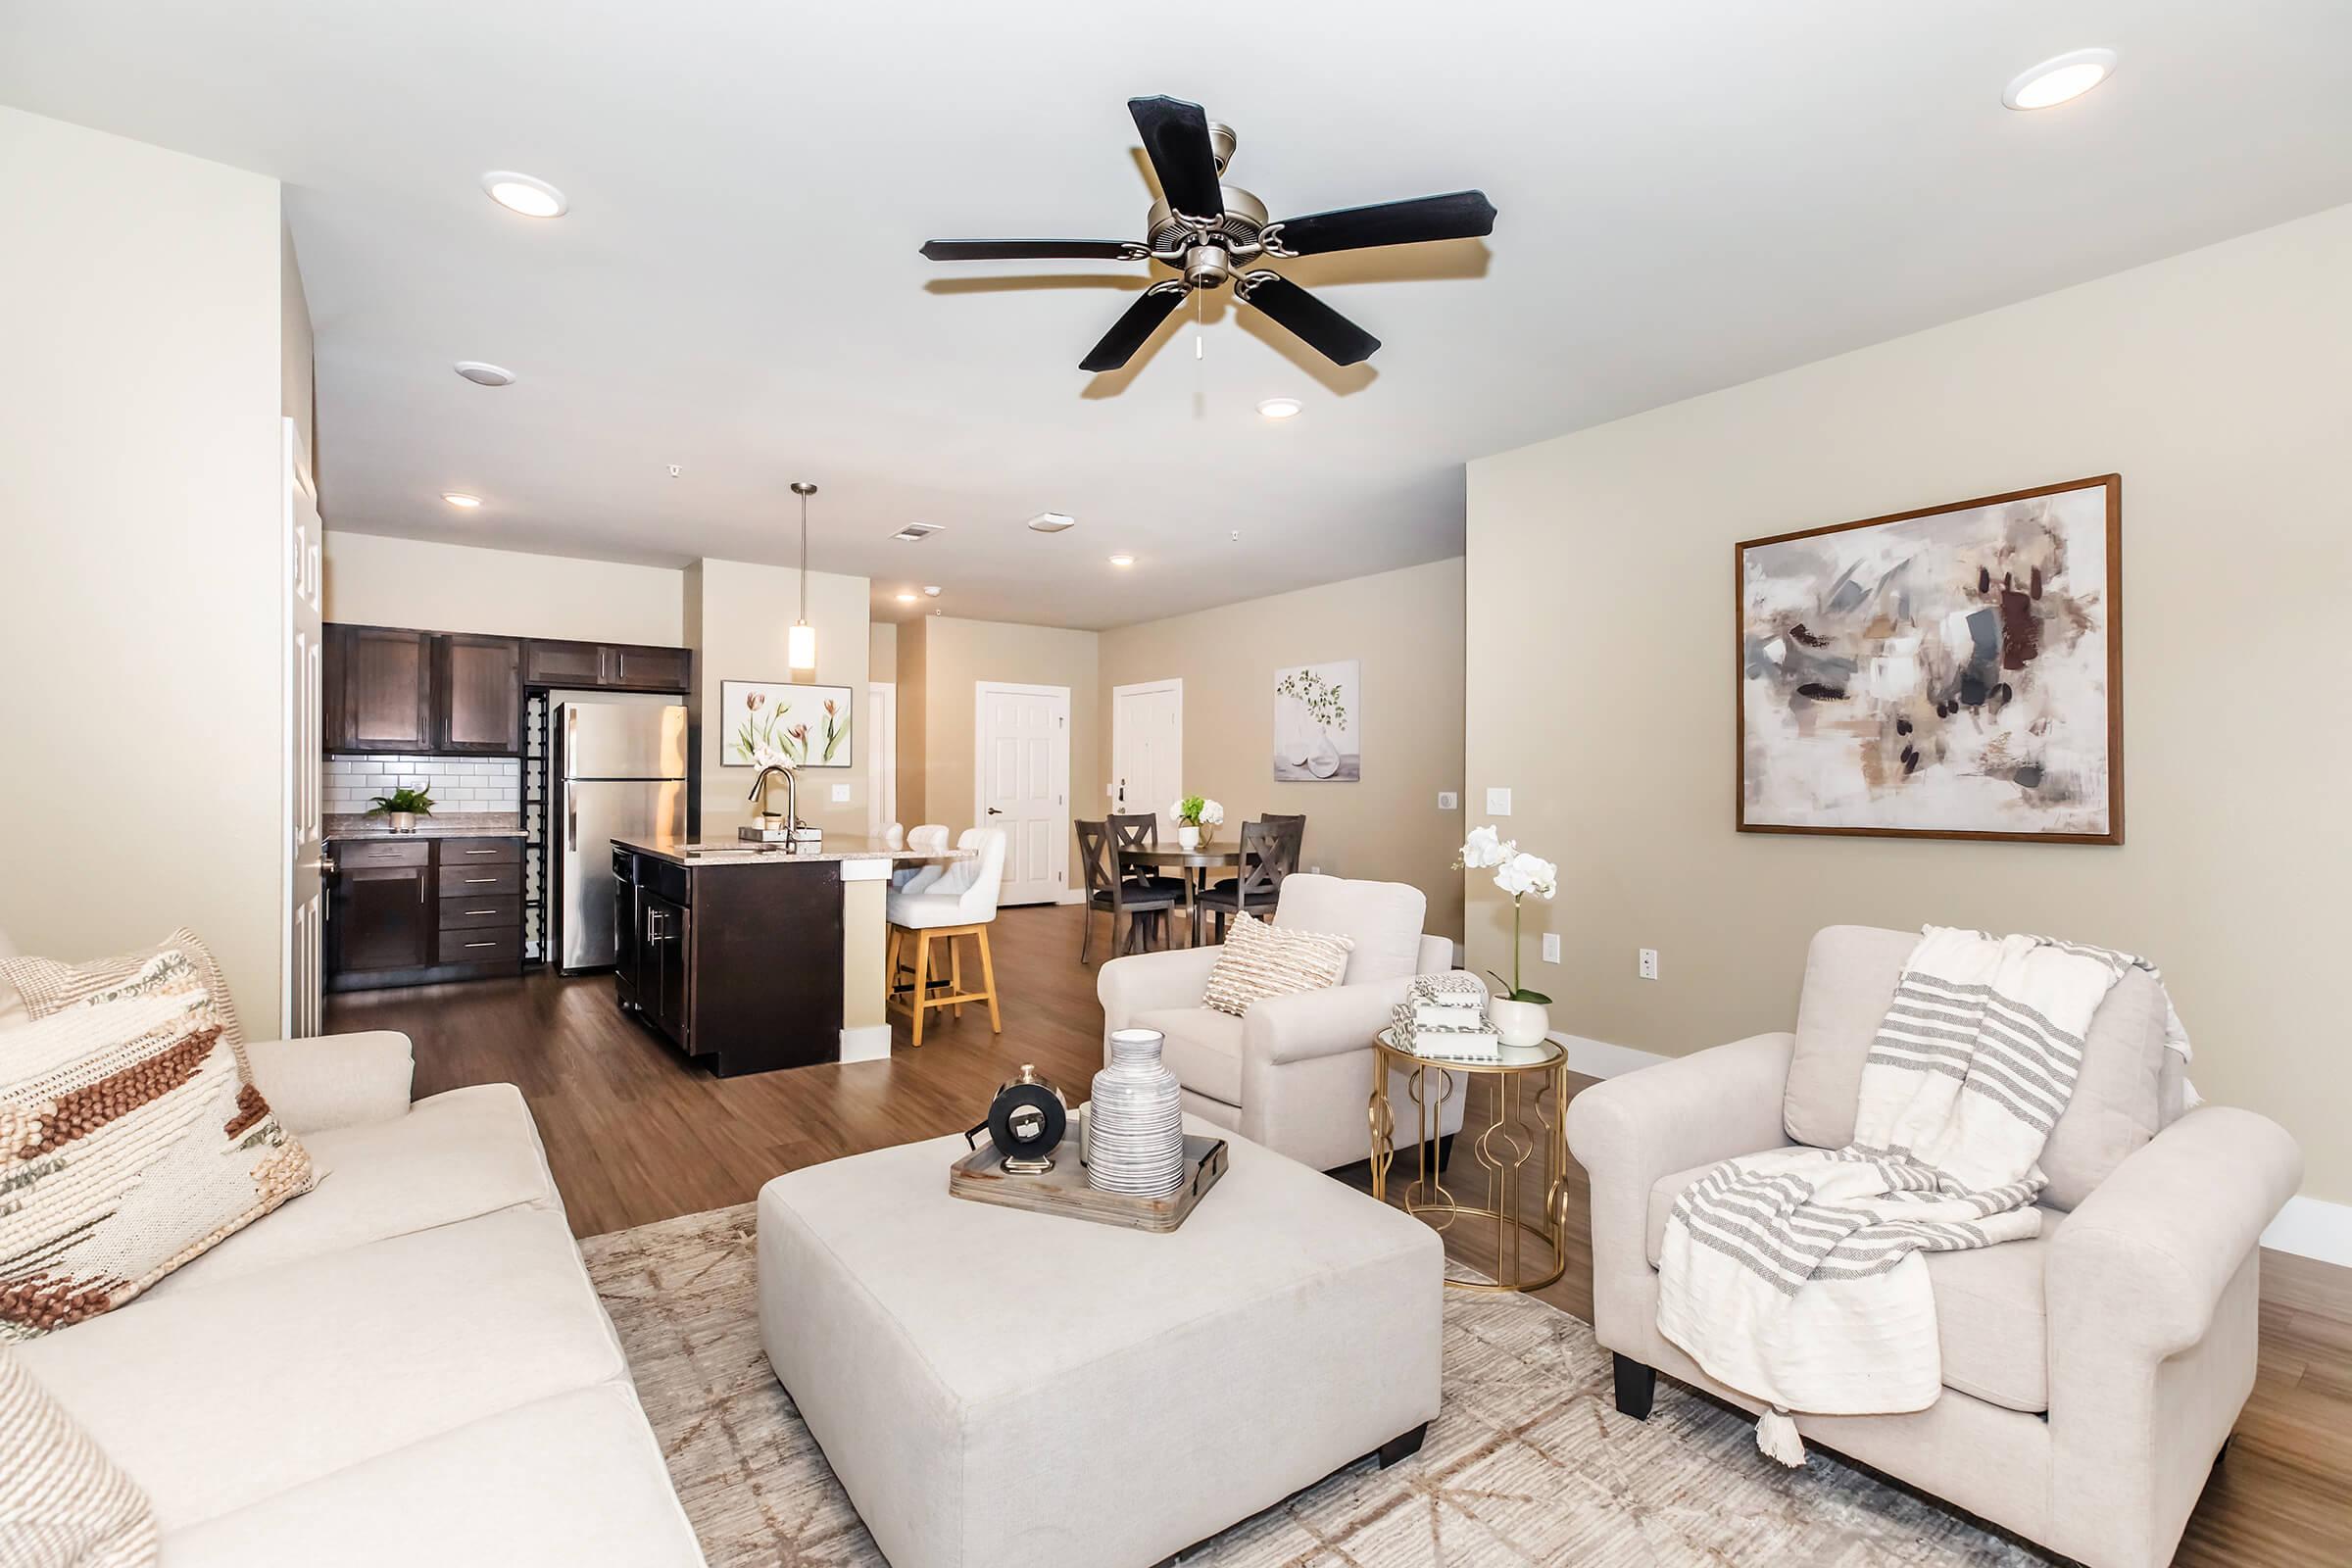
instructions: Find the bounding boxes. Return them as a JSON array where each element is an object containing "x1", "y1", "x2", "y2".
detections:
[{"x1": 1735, "y1": 474, "x2": 2123, "y2": 845}]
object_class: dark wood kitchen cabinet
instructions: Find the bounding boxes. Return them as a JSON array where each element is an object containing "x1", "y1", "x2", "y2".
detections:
[
  {"x1": 331, "y1": 625, "x2": 433, "y2": 753},
  {"x1": 325, "y1": 841, "x2": 433, "y2": 976},
  {"x1": 433, "y1": 634, "x2": 522, "y2": 754},
  {"x1": 522, "y1": 638, "x2": 691, "y2": 694},
  {"x1": 326, "y1": 835, "x2": 526, "y2": 991}
]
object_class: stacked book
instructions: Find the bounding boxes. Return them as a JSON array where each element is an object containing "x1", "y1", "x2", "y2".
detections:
[{"x1": 1391, "y1": 973, "x2": 1502, "y2": 1063}]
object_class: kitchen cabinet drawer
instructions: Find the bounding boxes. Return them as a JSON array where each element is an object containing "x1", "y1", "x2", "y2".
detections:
[
  {"x1": 439, "y1": 837, "x2": 522, "y2": 865},
  {"x1": 439, "y1": 894, "x2": 521, "y2": 930},
  {"x1": 334, "y1": 839, "x2": 431, "y2": 867},
  {"x1": 437, "y1": 927, "x2": 521, "y2": 965},
  {"x1": 437, "y1": 862, "x2": 522, "y2": 897}
]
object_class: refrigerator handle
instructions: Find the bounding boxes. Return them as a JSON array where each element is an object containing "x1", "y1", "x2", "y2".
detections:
[
  {"x1": 566, "y1": 782, "x2": 577, "y2": 852},
  {"x1": 564, "y1": 705, "x2": 576, "y2": 776}
]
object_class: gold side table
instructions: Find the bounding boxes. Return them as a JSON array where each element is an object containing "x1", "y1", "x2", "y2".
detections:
[{"x1": 1369, "y1": 1027, "x2": 1569, "y2": 1294}]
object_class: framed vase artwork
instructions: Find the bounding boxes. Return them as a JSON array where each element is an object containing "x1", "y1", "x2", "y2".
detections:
[
  {"x1": 720, "y1": 680, "x2": 854, "y2": 768},
  {"x1": 1273, "y1": 660, "x2": 1359, "y2": 782},
  {"x1": 1736, "y1": 474, "x2": 2122, "y2": 843}
]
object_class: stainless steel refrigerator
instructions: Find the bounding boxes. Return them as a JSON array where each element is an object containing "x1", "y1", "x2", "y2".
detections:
[{"x1": 553, "y1": 700, "x2": 689, "y2": 972}]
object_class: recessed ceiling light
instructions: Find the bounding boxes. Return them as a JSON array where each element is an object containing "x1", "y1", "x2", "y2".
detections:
[
  {"x1": 1108, "y1": 554, "x2": 1136, "y2": 566},
  {"x1": 480, "y1": 171, "x2": 567, "y2": 218},
  {"x1": 1026, "y1": 511, "x2": 1077, "y2": 533},
  {"x1": 454, "y1": 361, "x2": 515, "y2": 387},
  {"x1": 442, "y1": 492, "x2": 482, "y2": 509},
  {"x1": 2003, "y1": 48, "x2": 2117, "y2": 111},
  {"x1": 895, "y1": 591, "x2": 918, "y2": 604},
  {"x1": 1256, "y1": 397, "x2": 1302, "y2": 419}
]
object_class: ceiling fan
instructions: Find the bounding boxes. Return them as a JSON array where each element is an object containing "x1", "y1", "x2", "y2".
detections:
[{"x1": 920, "y1": 95, "x2": 1496, "y2": 373}]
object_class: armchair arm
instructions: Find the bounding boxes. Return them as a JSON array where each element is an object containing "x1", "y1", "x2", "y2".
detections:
[
  {"x1": 2049, "y1": 1105, "x2": 2302, "y2": 1357},
  {"x1": 1097, "y1": 945, "x2": 1224, "y2": 1031},
  {"x1": 244, "y1": 1030, "x2": 416, "y2": 1136},
  {"x1": 1244, "y1": 976, "x2": 1417, "y2": 1068}
]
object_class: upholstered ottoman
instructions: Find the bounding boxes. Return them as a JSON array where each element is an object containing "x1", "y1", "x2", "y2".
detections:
[{"x1": 757, "y1": 1117, "x2": 1443, "y2": 1568}]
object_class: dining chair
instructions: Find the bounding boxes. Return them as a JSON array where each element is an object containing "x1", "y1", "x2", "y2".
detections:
[
  {"x1": 1259, "y1": 813, "x2": 1306, "y2": 875},
  {"x1": 1108, "y1": 812, "x2": 1159, "y2": 854},
  {"x1": 1195, "y1": 818, "x2": 1291, "y2": 941},
  {"x1": 1075, "y1": 819, "x2": 1180, "y2": 963},
  {"x1": 894, "y1": 823, "x2": 953, "y2": 892},
  {"x1": 885, "y1": 827, "x2": 1006, "y2": 1047}
]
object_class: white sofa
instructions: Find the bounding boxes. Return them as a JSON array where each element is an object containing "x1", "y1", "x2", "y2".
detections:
[
  {"x1": 1097, "y1": 873, "x2": 1467, "y2": 1172},
  {"x1": 11, "y1": 1023, "x2": 706, "y2": 1566}
]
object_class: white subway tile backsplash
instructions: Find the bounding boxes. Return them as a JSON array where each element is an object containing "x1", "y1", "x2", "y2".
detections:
[{"x1": 325, "y1": 753, "x2": 521, "y2": 812}]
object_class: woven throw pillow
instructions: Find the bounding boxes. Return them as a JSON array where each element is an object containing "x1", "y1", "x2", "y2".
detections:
[
  {"x1": 0, "y1": 927, "x2": 248, "y2": 1068},
  {"x1": 1200, "y1": 913, "x2": 1353, "y2": 1017},
  {"x1": 0, "y1": 1350, "x2": 158, "y2": 1566},
  {"x1": 1, "y1": 952, "x2": 315, "y2": 1340}
]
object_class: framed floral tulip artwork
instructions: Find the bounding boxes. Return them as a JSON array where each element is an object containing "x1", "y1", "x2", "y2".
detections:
[
  {"x1": 1737, "y1": 475, "x2": 2123, "y2": 843},
  {"x1": 721, "y1": 680, "x2": 854, "y2": 768}
]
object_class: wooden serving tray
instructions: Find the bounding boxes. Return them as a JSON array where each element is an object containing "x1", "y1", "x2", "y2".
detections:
[{"x1": 948, "y1": 1132, "x2": 1228, "y2": 1234}]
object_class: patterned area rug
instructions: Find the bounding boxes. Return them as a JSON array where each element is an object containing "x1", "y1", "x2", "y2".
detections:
[{"x1": 582, "y1": 1203, "x2": 2050, "y2": 1566}]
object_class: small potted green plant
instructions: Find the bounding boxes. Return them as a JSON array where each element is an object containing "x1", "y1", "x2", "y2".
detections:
[
  {"x1": 368, "y1": 785, "x2": 435, "y2": 835},
  {"x1": 1169, "y1": 793, "x2": 1224, "y2": 851}
]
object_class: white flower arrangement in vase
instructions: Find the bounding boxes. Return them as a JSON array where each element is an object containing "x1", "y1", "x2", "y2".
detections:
[
  {"x1": 1170, "y1": 794, "x2": 1224, "y2": 851},
  {"x1": 1454, "y1": 824, "x2": 1559, "y2": 1048}
]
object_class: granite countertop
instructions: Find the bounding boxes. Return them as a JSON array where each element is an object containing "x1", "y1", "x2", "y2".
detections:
[
  {"x1": 324, "y1": 811, "x2": 524, "y2": 841},
  {"x1": 613, "y1": 832, "x2": 968, "y2": 866}
]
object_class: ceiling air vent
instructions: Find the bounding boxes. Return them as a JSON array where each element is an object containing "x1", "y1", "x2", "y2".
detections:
[{"x1": 892, "y1": 521, "x2": 944, "y2": 542}]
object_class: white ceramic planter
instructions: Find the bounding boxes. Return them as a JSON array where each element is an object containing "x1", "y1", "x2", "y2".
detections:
[
  {"x1": 1176, "y1": 824, "x2": 1202, "y2": 850},
  {"x1": 1489, "y1": 996, "x2": 1550, "y2": 1050}
]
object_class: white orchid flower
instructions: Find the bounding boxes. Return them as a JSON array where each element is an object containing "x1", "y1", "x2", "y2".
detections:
[
  {"x1": 1494, "y1": 851, "x2": 1559, "y2": 901},
  {"x1": 1457, "y1": 824, "x2": 1513, "y2": 869}
]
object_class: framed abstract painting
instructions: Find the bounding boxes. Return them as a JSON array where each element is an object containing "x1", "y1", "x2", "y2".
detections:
[{"x1": 1736, "y1": 474, "x2": 2122, "y2": 844}]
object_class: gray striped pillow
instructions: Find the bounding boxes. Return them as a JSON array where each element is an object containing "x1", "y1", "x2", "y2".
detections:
[
  {"x1": 0, "y1": 1350, "x2": 158, "y2": 1566},
  {"x1": 1200, "y1": 914, "x2": 1353, "y2": 1017}
]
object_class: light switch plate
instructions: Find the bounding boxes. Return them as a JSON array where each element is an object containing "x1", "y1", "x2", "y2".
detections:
[
  {"x1": 1486, "y1": 787, "x2": 1512, "y2": 815},
  {"x1": 830, "y1": 783, "x2": 851, "y2": 804},
  {"x1": 1542, "y1": 932, "x2": 1561, "y2": 963},
  {"x1": 1438, "y1": 790, "x2": 1458, "y2": 810}
]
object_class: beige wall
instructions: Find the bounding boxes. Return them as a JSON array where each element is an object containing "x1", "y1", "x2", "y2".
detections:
[
  {"x1": 0, "y1": 108, "x2": 290, "y2": 1018},
  {"x1": 323, "y1": 531, "x2": 685, "y2": 644},
  {"x1": 1467, "y1": 203, "x2": 2352, "y2": 1202},
  {"x1": 1099, "y1": 559, "x2": 1468, "y2": 938},
  {"x1": 684, "y1": 559, "x2": 872, "y2": 841},
  {"x1": 908, "y1": 618, "x2": 1101, "y2": 851},
  {"x1": 280, "y1": 222, "x2": 314, "y2": 477},
  {"x1": 868, "y1": 621, "x2": 898, "y2": 682},
  {"x1": 897, "y1": 616, "x2": 928, "y2": 824}
]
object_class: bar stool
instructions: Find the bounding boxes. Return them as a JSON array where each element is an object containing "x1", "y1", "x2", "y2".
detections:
[{"x1": 886, "y1": 827, "x2": 1006, "y2": 1046}]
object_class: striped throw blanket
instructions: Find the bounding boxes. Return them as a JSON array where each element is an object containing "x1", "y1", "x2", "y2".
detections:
[{"x1": 1656, "y1": 926, "x2": 2187, "y2": 1464}]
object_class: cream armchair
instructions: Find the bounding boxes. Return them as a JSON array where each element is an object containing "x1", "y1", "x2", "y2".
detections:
[
  {"x1": 1097, "y1": 873, "x2": 1465, "y2": 1172},
  {"x1": 1564, "y1": 925, "x2": 2303, "y2": 1568}
]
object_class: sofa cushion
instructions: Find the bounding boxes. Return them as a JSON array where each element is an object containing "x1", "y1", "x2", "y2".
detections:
[
  {"x1": 1783, "y1": 925, "x2": 2173, "y2": 1210},
  {"x1": 0, "y1": 926, "x2": 248, "y2": 1058},
  {"x1": 1200, "y1": 913, "x2": 1352, "y2": 1018},
  {"x1": 141, "y1": 1084, "x2": 561, "y2": 1299},
  {"x1": 1132, "y1": 1006, "x2": 1245, "y2": 1107},
  {"x1": 1645, "y1": 1160, "x2": 2054, "y2": 1414},
  {"x1": 15, "y1": 1206, "x2": 627, "y2": 1531},
  {"x1": 157, "y1": 1385, "x2": 702, "y2": 1568},
  {"x1": 1272, "y1": 874, "x2": 1425, "y2": 985}
]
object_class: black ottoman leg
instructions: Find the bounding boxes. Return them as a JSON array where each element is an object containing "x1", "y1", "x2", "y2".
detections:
[
  {"x1": 1377, "y1": 1422, "x2": 1429, "y2": 1468},
  {"x1": 1613, "y1": 1353, "x2": 1655, "y2": 1420},
  {"x1": 1436, "y1": 1132, "x2": 1456, "y2": 1170}
]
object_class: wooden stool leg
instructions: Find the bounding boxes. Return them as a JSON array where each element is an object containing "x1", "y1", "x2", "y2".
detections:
[
  {"x1": 951, "y1": 938, "x2": 965, "y2": 1019},
  {"x1": 910, "y1": 931, "x2": 932, "y2": 1047},
  {"x1": 885, "y1": 926, "x2": 902, "y2": 1014},
  {"x1": 976, "y1": 926, "x2": 1002, "y2": 1033}
]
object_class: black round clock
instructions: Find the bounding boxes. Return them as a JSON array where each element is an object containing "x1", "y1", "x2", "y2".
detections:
[{"x1": 986, "y1": 1065, "x2": 1067, "y2": 1171}]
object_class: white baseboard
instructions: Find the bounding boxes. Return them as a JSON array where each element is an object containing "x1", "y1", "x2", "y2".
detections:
[
  {"x1": 1055, "y1": 889, "x2": 1087, "y2": 906},
  {"x1": 838, "y1": 1024, "x2": 891, "y2": 1064},
  {"x1": 1548, "y1": 1028, "x2": 2352, "y2": 1270},
  {"x1": 2262, "y1": 1196, "x2": 2352, "y2": 1268}
]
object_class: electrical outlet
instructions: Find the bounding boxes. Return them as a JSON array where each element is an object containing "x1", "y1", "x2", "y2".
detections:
[
  {"x1": 1438, "y1": 790, "x2": 1458, "y2": 810},
  {"x1": 829, "y1": 783, "x2": 851, "y2": 804},
  {"x1": 1485, "y1": 787, "x2": 1512, "y2": 815},
  {"x1": 1542, "y1": 932, "x2": 1561, "y2": 964},
  {"x1": 1639, "y1": 948, "x2": 1660, "y2": 981}
]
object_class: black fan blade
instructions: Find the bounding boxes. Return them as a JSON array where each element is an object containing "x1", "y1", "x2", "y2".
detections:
[
  {"x1": 1267, "y1": 190, "x2": 1496, "y2": 257},
  {"x1": 1238, "y1": 275, "x2": 1381, "y2": 366},
  {"x1": 1079, "y1": 286, "x2": 1188, "y2": 372},
  {"x1": 919, "y1": 238, "x2": 1138, "y2": 262},
  {"x1": 1128, "y1": 95, "x2": 1224, "y2": 220}
]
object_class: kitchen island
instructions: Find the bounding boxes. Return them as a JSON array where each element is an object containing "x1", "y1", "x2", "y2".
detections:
[{"x1": 610, "y1": 834, "x2": 962, "y2": 1075}]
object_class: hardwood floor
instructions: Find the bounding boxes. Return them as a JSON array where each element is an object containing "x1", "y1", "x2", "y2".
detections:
[{"x1": 326, "y1": 901, "x2": 2352, "y2": 1567}]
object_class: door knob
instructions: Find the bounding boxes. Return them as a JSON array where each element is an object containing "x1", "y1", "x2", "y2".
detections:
[{"x1": 986, "y1": 806, "x2": 1003, "y2": 815}]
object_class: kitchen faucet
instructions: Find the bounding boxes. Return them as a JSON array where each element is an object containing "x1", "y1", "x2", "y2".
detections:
[{"x1": 747, "y1": 762, "x2": 803, "y2": 852}]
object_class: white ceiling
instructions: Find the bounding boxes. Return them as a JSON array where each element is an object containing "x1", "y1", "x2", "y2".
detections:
[{"x1": 6, "y1": 2, "x2": 2350, "y2": 629}]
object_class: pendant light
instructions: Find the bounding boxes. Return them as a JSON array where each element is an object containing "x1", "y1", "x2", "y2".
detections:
[{"x1": 788, "y1": 481, "x2": 818, "y2": 672}]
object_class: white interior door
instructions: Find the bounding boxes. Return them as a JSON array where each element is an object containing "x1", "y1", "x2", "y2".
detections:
[
  {"x1": 1111, "y1": 679, "x2": 1184, "y2": 829},
  {"x1": 866, "y1": 681, "x2": 897, "y2": 838},
  {"x1": 280, "y1": 419, "x2": 325, "y2": 1039},
  {"x1": 975, "y1": 682, "x2": 1069, "y2": 906}
]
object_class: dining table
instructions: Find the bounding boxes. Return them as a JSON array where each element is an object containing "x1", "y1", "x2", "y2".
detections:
[{"x1": 1117, "y1": 842, "x2": 1259, "y2": 947}]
